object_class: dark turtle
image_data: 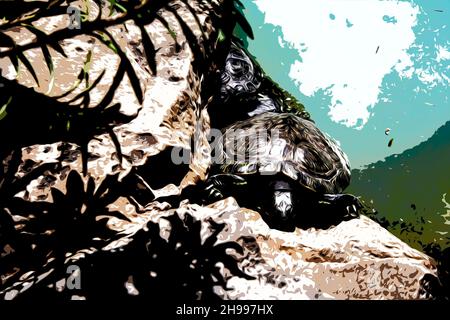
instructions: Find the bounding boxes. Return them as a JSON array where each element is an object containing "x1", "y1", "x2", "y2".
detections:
[
  {"x1": 209, "y1": 42, "x2": 310, "y2": 129},
  {"x1": 206, "y1": 112, "x2": 361, "y2": 231},
  {"x1": 219, "y1": 42, "x2": 262, "y2": 101}
]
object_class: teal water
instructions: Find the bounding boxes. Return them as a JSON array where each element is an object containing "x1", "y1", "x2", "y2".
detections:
[{"x1": 241, "y1": 0, "x2": 450, "y2": 170}]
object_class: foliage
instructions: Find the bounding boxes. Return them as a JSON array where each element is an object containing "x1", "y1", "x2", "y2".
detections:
[
  {"x1": 0, "y1": 170, "x2": 251, "y2": 300},
  {"x1": 0, "y1": 170, "x2": 122, "y2": 297},
  {"x1": 76, "y1": 213, "x2": 253, "y2": 300}
]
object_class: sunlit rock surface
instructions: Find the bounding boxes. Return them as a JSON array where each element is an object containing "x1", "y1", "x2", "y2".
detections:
[
  {"x1": 94, "y1": 197, "x2": 439, "y2": 300},
  {"x1": 2, "y1": 192, "x2": 438, "y2": 300},
  {"x1": 200, "y1": 199, "x2": 439, "y2": 300},
  {"x1": 187, "y1": 199, "x2": 438, "y2": 300}
]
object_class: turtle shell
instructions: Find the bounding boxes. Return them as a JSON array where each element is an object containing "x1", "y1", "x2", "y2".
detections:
[
  {"x1": 219, "y1": 43, "x2": 262, "y2": 101},
  {"x1": 216, "y1": 112, "x2": 351, "y2": 194}
]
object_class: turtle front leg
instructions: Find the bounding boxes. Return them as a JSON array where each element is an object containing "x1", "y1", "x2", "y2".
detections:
[
  {"x1": 204, "y1": 174, "x2": 247, "y2": 203},
  {"x1": 295, "y1": 193, "x2": 362, "y2": 230},
  {"x1": 321, "y1": 193, "x2": 363, "y2": 220}
]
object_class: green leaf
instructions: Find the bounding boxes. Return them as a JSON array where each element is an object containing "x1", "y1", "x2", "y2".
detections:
[
  {"x1": 107, "y1": 0, "x2": 127, "y2": 14},
  {"x1": 217, "y1": 29, "x2": 226, "y2": 43},
  {"x1": 41, "y1": 43, "x2": 54, "y2": 74},
  {"x1": 96, "y1": 30, "x2": 143, "y2": 104},
  {"x1": 233, "y1": 9, "x2": 254, "y2": 39},
  {"x1": 66, "y1": 69, "x2": 106, "y2": 103},
  {"x1": 0, "y1": 31, "x2": 15, "y2": 48},
  {"x1": 49, "y1": 40, "x2": 67, "y2": 58},
  {"x1": 95, "y1": 31, "x2": 119, "y2": 54},
  {"x1": 181, "y1": 0, "x2": 207, "y2": 43},
  {"x1": 9, "y1": 53, "x2": 19, "y2": 72},
  {"x1": 0, "y1": 96, "x2": 13, "y2": 121},
  {"x1": 83, "y1": 50, "x2": 93, "y2": 75},
  {"x1": 22, "y1": 24, "x2": 55, "y2": 74},
  {"x1": 155, "y1": 14, "x2": 180, "y2": 52},
  {"x1": 165, "y1": 8, "x2": 204, "y2": 71},
  {"x1": 138, "y1": 24, "x2": 157, "y2": 75},
  {"x1": 234, "y1": 0, "x2": 245, "y2": 9},
  {"x1": 17, "y1": 51, "x2": 40, "y2": 85}
]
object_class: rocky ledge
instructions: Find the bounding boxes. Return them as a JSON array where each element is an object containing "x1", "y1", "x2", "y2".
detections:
[
  {"x1": 207, "y1": 199, "x2": 438, "y2": 299},
  {"x1": 101, "y1": 197, "x2": 439, "y2": 300}
]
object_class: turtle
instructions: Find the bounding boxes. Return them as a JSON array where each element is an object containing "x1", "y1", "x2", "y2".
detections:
[
  {"x1": 204, "y1": 112, "x2": 362, "y2": 232},
  {"x1": 208, "y1": 42, "x2": 311, "y2": 130}
]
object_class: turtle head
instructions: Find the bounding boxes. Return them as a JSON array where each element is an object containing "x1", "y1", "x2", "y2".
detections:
[
  {"x1": 259, "y1": 179, "x2": 297, "y2": 232},
  {"x1": 273, "y1": 190, "x2": 294, "y2": 220}
]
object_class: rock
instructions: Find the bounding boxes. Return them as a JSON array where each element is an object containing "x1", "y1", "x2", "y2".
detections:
[
  {"x1": 57, "y1": 195, "x2": 437, "y2": 300},
  {"x1": 0, "y1": 188, "x2": 439, "y2": 300},
  {"x1": 0, "y1": 0, "x2": 228, "y2": 299},
  {"x1": 201, "y1": 199, "x2": 439, "y2": 300},
  {"x1": 0, "y1": 0, "x2": 227, "y2": 203},
  {"x1": 109, "y1": 197, "x2": 437, "y2": 300}
]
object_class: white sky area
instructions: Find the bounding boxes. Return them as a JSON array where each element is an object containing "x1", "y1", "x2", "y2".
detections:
[
  {"x1": 254, "y1": 0, "x2": 421, "y2": 129},
  {"x1": 437, "y1": 45, "x2": 450, "y2": 62}
]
